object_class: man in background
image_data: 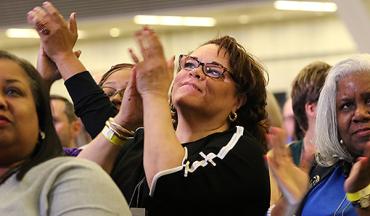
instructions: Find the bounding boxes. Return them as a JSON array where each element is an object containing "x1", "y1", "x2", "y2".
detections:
[
  {"x1": 289, "y1": 61, "x2": 331, "y2": 166},
  {"x1": 50, "y1": 95, "x2": 84, "y2": 148}
]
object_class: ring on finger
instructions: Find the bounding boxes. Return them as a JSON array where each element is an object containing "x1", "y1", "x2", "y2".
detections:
[
  {"x1": 35, "y1": 21, "x2": 46, "y2": 31},
  {"x1": 40, "y1": 27, "x2": 50, "y2": 35},
  {"x1": 35, "y1": 22, "x2": 50, "y2": 35}
]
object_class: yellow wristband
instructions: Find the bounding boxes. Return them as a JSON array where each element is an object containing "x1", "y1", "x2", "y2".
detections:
[
  {"x1": 102, "y1": 125, "x2": 126, "y2": 146},
  {"x1": 346, "y1": 184, "x2": 370, "y2": 202}
]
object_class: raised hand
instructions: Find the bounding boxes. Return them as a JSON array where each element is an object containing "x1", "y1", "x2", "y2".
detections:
[
  {"x1": 27, "y1": 1, "x2": 78, "y2": 63},
  {"x1": 37, "y1": 45, "x2": 59, "y2": 90},
  {"x1": 37, "y1": 45, "x2": 81, "y2": 90},
  {"x1": 345, "y1": 142, "x2": 370, "y2": 193},
  {"x1": 129, "y1": 27, "x2": 174, "y2": 99},
  {"x1": 266, "y1": 127, "x2": 309, "y2": 205},
  {"x1": 114, "y1": 67, "x2": 143, "y2": 132}
]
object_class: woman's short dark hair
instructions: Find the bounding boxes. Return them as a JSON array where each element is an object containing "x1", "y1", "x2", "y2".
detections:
[
  {"x1": 0, "y1": 50, "x2": 63, "y2": 181},
  {"x1": 98, "y1": 63, "x2": 134, "y2": 87},
  {"x1": 203, "y1": 36, "x2": 269, "y2": 151}
]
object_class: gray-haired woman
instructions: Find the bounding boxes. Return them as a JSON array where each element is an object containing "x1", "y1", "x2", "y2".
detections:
[{"x1": 268, "y1": 54, "x2": 370, "y2": 216}]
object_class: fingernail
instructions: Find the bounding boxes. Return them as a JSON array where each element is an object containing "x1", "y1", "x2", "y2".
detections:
[{"x1": 356, "y1": 156, "x2": 366, "y2": 161}]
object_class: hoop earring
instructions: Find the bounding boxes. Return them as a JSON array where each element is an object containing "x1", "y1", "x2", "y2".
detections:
[
  {"x1": 228, "y1": 111, "x2": 238, "y2": 122},
  {"x1": 170, "y1": 104, "x2": 176, "y2": 118},
  {"x1": 170, "y1": 104, "x2": 177, "y2": 126},
  {"x1": 39, "y1": 131, "x2": 46, "y2": 140}
]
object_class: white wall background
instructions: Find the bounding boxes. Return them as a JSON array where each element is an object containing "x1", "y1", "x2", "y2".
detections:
[{"x1": 6, "y1": 15, "x2": 357, "y2": 99}]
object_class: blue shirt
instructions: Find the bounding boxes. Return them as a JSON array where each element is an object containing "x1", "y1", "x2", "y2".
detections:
[{"x1": 302, "y1": 166, "x2": 357, "y2": 216}]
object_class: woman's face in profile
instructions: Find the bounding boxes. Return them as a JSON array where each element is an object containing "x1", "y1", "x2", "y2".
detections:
[
  {"x1": 0, "y1": 59, "x2": 39, "y2": 166},
  {"x1": 336, "y1": 72, "x2": 370, "y2": 157}
]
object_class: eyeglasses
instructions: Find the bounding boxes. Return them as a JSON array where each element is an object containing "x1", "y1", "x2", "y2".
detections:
[
  {"x1": 179, "y1": 54, "x2": 231, "y2": 79},
  {"x1": 101, "y1": 86, "x2": 125, "y2": 98}
]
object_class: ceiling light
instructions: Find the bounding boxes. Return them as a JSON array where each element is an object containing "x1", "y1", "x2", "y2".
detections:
[
  {"x1": 109, "y1": 28, "x2": 121, "y2": 37},
  {"x1": 134, "y1": 15, "x2": 216, "y2": 27},
  {"x1": 6, "y1": 28, "x2": 86, "y2": 39},
  {"x1": 274, "y1": 1, "x2": 337, "y2": 12},
  {"x1": 6, "y1": 28, "x2": 38, "y2": 38},
  {"x1": 238, "y1": 15, "x2": 250, "y2": 24}
]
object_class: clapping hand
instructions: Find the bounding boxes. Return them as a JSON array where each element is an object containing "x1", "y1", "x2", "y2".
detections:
[
  {"x1": 345, "y1": 142, "x2": 370, "y2": 193},
  {"x1": 266, "y1": 127, "x2": 309, "y2": 205},
  {"x1": 113, "y1": 67, "x2": 143, "y2": 132},
  {"x1": 27, "y1": 1, "x2": 78, "y2": 64},
  {"x1": 37, "y1": 45, "x2": 81, "y2": 90},
  {"x1": 129, "y1": 27, "x2": 174, "y2": 99}
]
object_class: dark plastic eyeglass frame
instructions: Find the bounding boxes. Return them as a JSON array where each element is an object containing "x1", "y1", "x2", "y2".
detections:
[{"x1": 179, "y1": 54, "x2": 231, "y2": 79}]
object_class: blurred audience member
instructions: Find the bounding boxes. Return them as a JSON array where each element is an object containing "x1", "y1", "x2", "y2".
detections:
[
  {"x1": 290, "y1": 61, "x2": 331, "y2": 167},
  {"x1": 50, "y1": 94, "x2": 82, "y2": 148},
  {"x1": 97, "y1": 63, "x2": 134, "y2": 111}
]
